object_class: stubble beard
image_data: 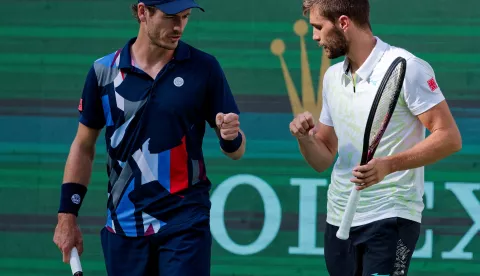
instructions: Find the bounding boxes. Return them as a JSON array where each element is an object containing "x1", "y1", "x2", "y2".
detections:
[{"x1": 323, "y1": 27, "x2": 348, "y2": 59}]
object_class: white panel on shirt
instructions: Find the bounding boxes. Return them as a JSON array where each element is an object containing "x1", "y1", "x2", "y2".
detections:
[
  {"x1": 319, "y1": 38, "x2": 445, "y2": 227},
  {"x1": 319, "y1": 72, "x2": 334, "y2": 127}
]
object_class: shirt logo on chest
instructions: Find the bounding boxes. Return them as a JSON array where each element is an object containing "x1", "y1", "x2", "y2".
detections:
[{"x1": 173, "y1": 77, "x2": 184, "y2": 87}]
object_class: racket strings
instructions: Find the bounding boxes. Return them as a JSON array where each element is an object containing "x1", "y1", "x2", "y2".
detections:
[{"x1": 369, "y1": 63, "x2": 406, "y2": 149}]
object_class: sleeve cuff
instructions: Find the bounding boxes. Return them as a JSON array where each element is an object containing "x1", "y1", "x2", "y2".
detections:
[
  {"x1": 409, "y1": 94, "x2": 445, "y2": 116},
  {"x1": 79, "y1": 115, "x2": 105, "y2": 130}
]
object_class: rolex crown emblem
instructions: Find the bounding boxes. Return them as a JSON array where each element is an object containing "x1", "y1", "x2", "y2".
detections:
[{"x1": 270, "y1": 19, "x2": 331, "y2": 120}]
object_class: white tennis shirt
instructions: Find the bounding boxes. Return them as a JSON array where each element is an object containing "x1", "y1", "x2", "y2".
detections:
[{"x1": 320, "y1": 37, "x2": 445, "y2": 227}]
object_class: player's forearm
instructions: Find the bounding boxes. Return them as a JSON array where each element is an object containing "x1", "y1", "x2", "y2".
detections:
[
  {"x1": 62, "y1": 139, "x2": 96, "y2": 187},
  {"x1": 222, "y1": 129, "x2": 246, "y2": 160},
  {"x1": 298, "y1": 136, "x2": 335, "y2": 172},
  {"x1": 384, "y1": 127, "x2": 462, "y2": 174}
]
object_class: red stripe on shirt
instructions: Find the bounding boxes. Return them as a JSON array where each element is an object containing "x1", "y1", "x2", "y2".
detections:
[{"x1": 169, "y1": 136, "x2": 189, "y2": 194}]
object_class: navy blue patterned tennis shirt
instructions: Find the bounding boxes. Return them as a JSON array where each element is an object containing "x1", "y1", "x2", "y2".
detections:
[{"x1": 79, "y1": 37, "x2": 239, "y2": 237}]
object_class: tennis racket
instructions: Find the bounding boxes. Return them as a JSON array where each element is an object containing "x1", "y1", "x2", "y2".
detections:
[
  {"x1": 70, "y1": 247, "x2": 83, "y2": 276},
  {"x1": 336, "y1": 56, "x2": 407, "y2": 240}
]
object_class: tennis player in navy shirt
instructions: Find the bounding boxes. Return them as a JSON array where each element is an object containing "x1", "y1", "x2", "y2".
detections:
[{"x1": 53, "y1": 1, "x2": 246, "y2": 275}]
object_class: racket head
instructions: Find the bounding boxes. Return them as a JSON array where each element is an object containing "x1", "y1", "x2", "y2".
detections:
[{"x1": 360, "y1": 57, "x2": 407, "y2": 165}]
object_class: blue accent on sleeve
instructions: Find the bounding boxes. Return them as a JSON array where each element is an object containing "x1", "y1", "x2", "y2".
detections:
[
  {"x1": 96, "y1": 51, "x2": 118, "y2": 67},
  {"x1": 79, "y1": 66, "x2": 106, "y2": 129}
]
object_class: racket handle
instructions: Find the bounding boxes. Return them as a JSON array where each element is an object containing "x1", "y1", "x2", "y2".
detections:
[
  {"x1": 336, "y1": 187, "x2": 361, "y2": 240},
  {"x1": 70, "y1": 247, "x2": 83, "y2": 276}
]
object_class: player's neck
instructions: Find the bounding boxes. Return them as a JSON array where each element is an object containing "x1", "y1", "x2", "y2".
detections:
[
  {"x1": 346, "y1": 33, "x2": 376, "y2": 74},
  {"x1": 131, "y1": 32, "x2": 174, "y2": 74}
]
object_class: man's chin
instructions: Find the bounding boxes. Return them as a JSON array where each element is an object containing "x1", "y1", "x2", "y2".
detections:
[
  {"x1": 163, "y1": 40, "x2": 178, "y2": 50},
  {"x1": 326, "y1": 50, "x2": 345, "y2": 59},
  {"x1": 323, "y1": 48, "x2": 334, "y2": 59},
  {"x1": 321, "y1": 46, "x2": 346, "y2": 59},
  {"x1": 327, "y1": 53, "x2": 339, "y2": 60},
  {"x1": 166, "y1": 43, "x2": 178, "y2": 50},
  {"x1": 154, "y1": 41, "x2": 177, "y2": 51}
]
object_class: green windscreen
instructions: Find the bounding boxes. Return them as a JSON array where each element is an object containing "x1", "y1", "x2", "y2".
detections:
[{"x1": 0, "y1": 1, "x2": 479, "y2": 275}]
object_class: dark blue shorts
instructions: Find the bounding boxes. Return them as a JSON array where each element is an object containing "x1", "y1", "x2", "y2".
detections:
[
  {"x1": 324, "y1": 217, "x2": 421, "y2": 276},
  {"x1": 100, "y1": 212, "x2": 211, "y2": 276}
]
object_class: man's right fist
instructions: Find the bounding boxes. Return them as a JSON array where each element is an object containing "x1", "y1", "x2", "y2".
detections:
[{"x1": 289, "y1": 111, "x2": 317, "y2": 139}]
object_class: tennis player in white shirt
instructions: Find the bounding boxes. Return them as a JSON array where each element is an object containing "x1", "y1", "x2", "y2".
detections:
[{"x1": 289, "y1": 0, "x2": 462, "y2": 275}]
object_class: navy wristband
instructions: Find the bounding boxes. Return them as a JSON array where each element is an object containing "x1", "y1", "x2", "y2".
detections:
[
  {"x1": 220, "y1": 131, "x2": 243, "y2": 153},
  {"x1": 58, "y1": 183, "x2": 87, "y2": 217}
]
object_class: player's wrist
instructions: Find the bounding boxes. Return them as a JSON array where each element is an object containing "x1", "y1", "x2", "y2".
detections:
[
  {"x1": 297, "y1": 134, "x2": 312, "y2": 140},
  {"x1": 57, "y1": 212, "x2": 77, "y2": 223},
  {"x1": 58, "y1": 183, "x2": 87, "y2": 217},
  {"x1": 220, "y1": 131, "x2": 243, "y2": 153},
  {"x1": 297, "y1": 134, "x2": 316, "y2": 143},
  {"x1": 380, "y1": 157, "x2": 396, "y2": 175}
]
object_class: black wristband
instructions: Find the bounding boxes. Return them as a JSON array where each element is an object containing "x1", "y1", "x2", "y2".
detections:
[
  {"x1": 219, "y1": 131, "x2": 243, "y2": 153},
  {"x1": 58, "y1": 183, "x2": 87, "y2": 217}
]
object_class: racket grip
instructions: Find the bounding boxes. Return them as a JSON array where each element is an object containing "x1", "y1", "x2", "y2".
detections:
[
  {"x1": 70, "y1": 247, "x2": 83, "y2": 276},
  {"x1": 336, "y1": 188, "x2": 361, "y2": 240}
]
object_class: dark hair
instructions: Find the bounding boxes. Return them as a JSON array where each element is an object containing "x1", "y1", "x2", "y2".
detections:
[
  {"x1": 131, "y1": 3, "x2": 158, "y2": 23},
  {"x1": 302, "y1": 0, "x2": 371, "y2": 29}
]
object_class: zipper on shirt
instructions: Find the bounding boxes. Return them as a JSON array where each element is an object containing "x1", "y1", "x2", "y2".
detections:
[
  {"x1": 345, "y1": 64, "x2": 356, "y2": 93},
  {"x1": 345, "y1": 72, "x2": 356, "y2": 93},
  {"x1": 352, "y1": 74, "x2": 356, "y2": 93}
]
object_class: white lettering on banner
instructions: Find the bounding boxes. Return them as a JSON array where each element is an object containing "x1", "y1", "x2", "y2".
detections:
[
  {"x1": 288, "y1": 178, "x2": 327, "y2": 255},
  {"x1": 210, "y1": 174, "x2": 479, "y2": 260},
  {"x1": 413, "y1": 181, "x2": 434, "y2": 258},
  {"x1": 210, "y1": 174, "x2": 282, "y2": 255},
  {"x1": 441, "y1": 183, "x2": 480, "y2": 260}
]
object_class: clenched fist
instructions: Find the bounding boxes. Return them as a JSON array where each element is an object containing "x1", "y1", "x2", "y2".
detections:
[
  {"x1": 216, "y1": 112, "x2": 240, "y2": 140},
  {"x1": 289, "y1": 111, "x2": 317, "y2": 139}
]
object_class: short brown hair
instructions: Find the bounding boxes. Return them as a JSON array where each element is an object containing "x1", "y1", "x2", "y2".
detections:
[
  {"x1": 302, "y1": 0, "x2": 371, "y2": 29},
  {"x1": 131, "y1": 3, "x2": 158, "y2": 23}
]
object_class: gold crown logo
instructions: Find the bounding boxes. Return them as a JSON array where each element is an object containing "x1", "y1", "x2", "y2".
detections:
[{"x1": 270, "y1": 19, "x2": 331, "y2": 120}]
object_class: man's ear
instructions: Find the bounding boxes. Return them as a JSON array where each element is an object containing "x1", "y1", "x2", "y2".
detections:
[
  {"x1": 337, "y1": 15, "x2": 350, "y2": 32},
  {"x1": 137, "y1": 3, "x2": 148, "y2": 23}
]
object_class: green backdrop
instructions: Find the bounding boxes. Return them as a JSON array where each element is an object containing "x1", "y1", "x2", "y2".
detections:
[{"x1": 0, "y1": 0, "x2": 479, "y2": 275}]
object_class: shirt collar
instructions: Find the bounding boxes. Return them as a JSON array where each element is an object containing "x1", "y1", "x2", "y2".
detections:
[
  {"x1": 342, "y1": 36, "x2": 388, "y2": 82},
  {"x1": 118, "y1": 37, "x2": 191, "y2": 70}
]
